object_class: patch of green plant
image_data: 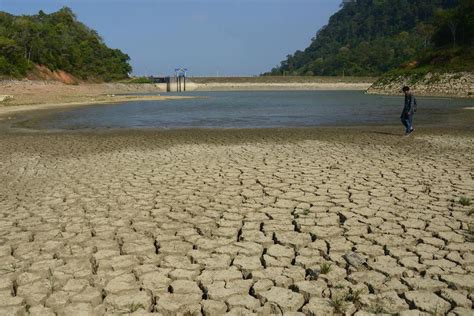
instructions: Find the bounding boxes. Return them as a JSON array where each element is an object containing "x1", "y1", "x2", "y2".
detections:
[
  {"x1": 320, "y1": 262, "x2": 332, "y2": 274},
  {"x1": 344, "y1": 289, "x2": 364, "y2": 307},
  {"x1": 466, "y1": 225, "x2": 474, "y2": 243},
  {"x1": 47, "y1": 268, "x2": 58, "y2": 292},
  {"x1": 367, "y1": 303, "x2": 387, "y2": 314},
  {"x1": 330, "y1": 294, "x2": 349, "y2": 315},
  {"x1": 0, "y1": 8, "x2": 131, "y2": 81},
  {"x1": 126, "y1": 77, "x2": 153, "y2": 84},
  {"x1": 459, "y1": 196, "x2": 471, "y2": 206},
  {"x1": 119, "y1": 302, "x2": 145, "y2": 314}
]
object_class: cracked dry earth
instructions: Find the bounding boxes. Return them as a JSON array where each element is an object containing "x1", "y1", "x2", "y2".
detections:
[{"x1": 0, "y1": 128, "x2": 473, "y2": 316}]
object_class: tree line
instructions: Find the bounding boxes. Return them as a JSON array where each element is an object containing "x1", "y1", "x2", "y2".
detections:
[
  {"x1": 266, "y1": 0, "x2": 473, "y2": 77},
  {"x1": 0, "y1": 7, "x2": 132, "y2": 81}
]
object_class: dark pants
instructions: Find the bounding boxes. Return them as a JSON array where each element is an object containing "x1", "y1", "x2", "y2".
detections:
[{"x1": 400, "y1": 112, "x2": 413, "y2": 133}]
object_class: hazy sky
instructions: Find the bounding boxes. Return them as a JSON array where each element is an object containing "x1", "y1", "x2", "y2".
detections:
[{"x1": 0, "y1": 0, "x2": 341, "y2": 76}]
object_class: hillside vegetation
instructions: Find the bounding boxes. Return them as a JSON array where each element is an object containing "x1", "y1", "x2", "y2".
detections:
[
  {"x1": 266, "y1": 0, "x2": 473, "y2": 77},
  {"x1": 0, "y1": 7, "x2": 131, "y2": 81}
]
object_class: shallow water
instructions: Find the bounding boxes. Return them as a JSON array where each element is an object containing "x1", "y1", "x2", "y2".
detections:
[{"x1": 20, "y1": 91, "x2": 474, "y2": 130}]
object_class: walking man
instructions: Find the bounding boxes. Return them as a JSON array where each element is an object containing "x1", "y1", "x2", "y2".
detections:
[{"x1": 401, "y1": 86, "x2": 417, "y2": 135}]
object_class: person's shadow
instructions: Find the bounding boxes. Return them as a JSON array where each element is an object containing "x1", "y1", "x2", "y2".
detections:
[{"x1": 368, "y1": 131, "x2": 403, "y2": 136}]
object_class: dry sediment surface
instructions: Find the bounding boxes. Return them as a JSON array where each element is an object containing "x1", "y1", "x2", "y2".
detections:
[
  {"x1": 189, "y1": 76, "x2": 375, "y2": 92},
  {"x1": 0, "y1": 127, "x2": 473, "y2": 315},
  {"x1": 0, "y1": 81, "x2": 167, "y2": 107},
  {"x1": 191, "y1": 82, "x2": 372, "y2": 92}
]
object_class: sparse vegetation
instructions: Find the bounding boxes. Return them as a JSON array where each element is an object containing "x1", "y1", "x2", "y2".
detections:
[
  {"x1": 124, "y1": 77, "x2": 154, "y2": 84},
  {"x1": 47, "y1": 268, "x2": 58, "y2": 292},
  {"x1": 320, "y1": 262, "x2": 332, "y2": 274},
  {"x1": 330, "y1": 294, "x2": 349, "y2": 315},
  {"x1": 344, "y1": 289, "x2": 364, "y2": 308},
  {"x1": 119, "y1": 302, "x2": 145, "y2": 314},
  {"x1": 459, "y1": 196, "x2": 471, "y2": 206},
  {"x1": 367, "y1": 303, "x2": 387, "y2": 314},
  {"x1": 366, "y1": 297, "x2": 389, "y2": 314}
]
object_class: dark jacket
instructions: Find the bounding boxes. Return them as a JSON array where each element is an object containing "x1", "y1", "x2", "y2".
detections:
[{"x1": 402, "y1": 93, "x2": 417, "y2": 116}]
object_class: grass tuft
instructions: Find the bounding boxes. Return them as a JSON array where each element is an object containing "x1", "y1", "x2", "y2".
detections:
[
  {"x1": 119, "y1": 302, "x2": 145, "y2": 314},
  {"x1": 330, "y1": 295, "x2": 349, "y2": 314},
  {"x1": 344, "y1": 289, "x2": 364, "y2": 307},
  {"x1": 320, "y1": 262, "x2": 332, "y2": 274},
  {"x1": 459, "y1": 197, "x2": 471, "y2": 206},
  {"x1": 47, "y1": 268, "x2": 58, "y2": 293}
]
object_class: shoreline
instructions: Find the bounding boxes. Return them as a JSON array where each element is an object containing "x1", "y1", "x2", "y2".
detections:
[
  {"x1": 190, "y1": 82, "x2": 372, "y2": 91},
  {"x1": 367, "y1": 71, "x2": 474, "y2": 99},
  {"x1": 0, "y1": 80, "x2": 373, "y2": 121},
  {"x1": 367, "y1": 89, "x2": 474, "y2": 99},
  {"x1": 0, "y1": 95, "x2": 196, "y2": 122}
]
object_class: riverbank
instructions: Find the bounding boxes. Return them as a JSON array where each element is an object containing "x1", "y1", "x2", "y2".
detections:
[
  {"x1": 0, "y1": 81, "x2": 196, "y2": 121},
  {"x1": 0, "y1": 80, "x2": 168, "y2": 106},
  {"x1": 187, "y1": 76, "x2": 375, "y2": 91},
  {"x1": 367, "y1": 72, "x2": 474, "y2": 98},
  {"x1": 191, "y1": 82, "x2": 372, "y2": 91},
  {"x1": 0, "y1": 77, "x2": 376, "y2": 108},
  {"x1": 0, "y1": 126, "x2": 473, "y2": 315}
]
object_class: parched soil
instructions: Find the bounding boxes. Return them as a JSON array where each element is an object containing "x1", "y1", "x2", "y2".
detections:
[
  {"x1": 0, "y1": 81, "x2": 164, "y2": 107},
  {"x1": 0, "y1": 127, "x2": 473, "y2": 315}
]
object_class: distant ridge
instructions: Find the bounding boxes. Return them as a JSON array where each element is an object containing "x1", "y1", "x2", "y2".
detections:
[{"x1": 265, "y1": 0, "x2": 471, "y2": 77}]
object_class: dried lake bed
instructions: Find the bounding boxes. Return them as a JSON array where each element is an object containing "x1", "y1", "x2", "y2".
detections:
[{"x1": 0, "y1": 92, "x2": 473, "y2": 315}]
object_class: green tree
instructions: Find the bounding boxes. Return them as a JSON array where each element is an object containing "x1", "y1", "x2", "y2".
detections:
[
  {"x1": 0, "y1": 7, "x2": 132, "y2": 80},
  {"x1": 265, "y1": 0, "x2": 466, "y2": 77}
]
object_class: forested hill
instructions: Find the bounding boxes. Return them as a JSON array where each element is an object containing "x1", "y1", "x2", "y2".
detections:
[
  {"x1": 0, "y1": 7, "x2": 132, "y2": 81},
  {"x1": 266, "y1": 0, "x2": 472, "y2": 77}
]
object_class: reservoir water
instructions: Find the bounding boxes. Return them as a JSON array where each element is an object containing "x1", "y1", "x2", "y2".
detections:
[{"x1": 21, "y1": 91, "x2": 473, "y2": 130}]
